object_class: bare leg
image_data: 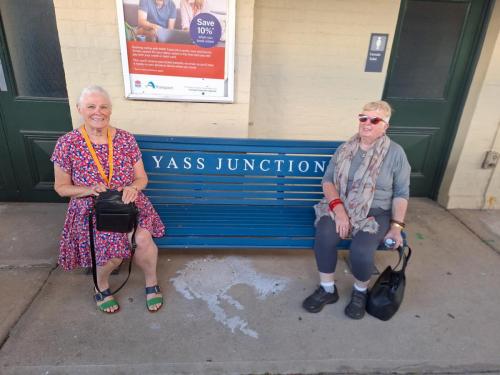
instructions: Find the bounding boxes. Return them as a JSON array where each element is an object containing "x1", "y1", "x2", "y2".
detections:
[
  {"x1": 95, "y1": 257, "x2": 122, "y2": 313},
  {"x1": 133, "y1": 227, "x2": 162, "y2": 311}
]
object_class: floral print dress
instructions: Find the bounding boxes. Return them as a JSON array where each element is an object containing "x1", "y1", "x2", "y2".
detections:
[{"x1": 51, "y1": 128, "x2": 165, "y2": 271}]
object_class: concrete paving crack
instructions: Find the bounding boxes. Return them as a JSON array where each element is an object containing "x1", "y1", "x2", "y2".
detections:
[{"x1": 0, "y1": 264, "x2": 58, "y2": 350}]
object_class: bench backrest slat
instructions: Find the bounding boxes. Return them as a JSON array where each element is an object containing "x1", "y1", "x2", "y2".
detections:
[
  {"x1": 147, "y1": 196, "x2": 321, "y2": 206},
  {"x1": 137, "y1": 135, "x2": 340, "y2": 206},
  {"x1": 141, "y1": 150, "x2": 333, "y2": 177},
  {"x1": 148, "y1": 182, "x2": 323, "y2": 193},
  {"x1": 147, "y1": 174, "x2": 321, "y2": 185}
]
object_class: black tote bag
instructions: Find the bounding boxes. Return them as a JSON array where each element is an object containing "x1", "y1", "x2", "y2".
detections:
[{"x1": 366, "y1": 246, "x2": 412, "y2": 321}]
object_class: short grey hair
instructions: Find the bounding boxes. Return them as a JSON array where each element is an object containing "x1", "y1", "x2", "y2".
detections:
[
  {"x1": 77, "y1": 85, "x2": 112, "y2": 108},
  {"x1": 362, "y1": 100, "x2": 392, "y2": 123}
]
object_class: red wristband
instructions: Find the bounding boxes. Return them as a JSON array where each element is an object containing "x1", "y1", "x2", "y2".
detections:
[{"x1": 328, "y1": 198, "x2": 343, "y2": 211}]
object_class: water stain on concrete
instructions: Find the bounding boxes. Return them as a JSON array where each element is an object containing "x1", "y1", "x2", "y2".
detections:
[{"x1": 171, "y1": 256, "x2": 288, "y2": 338}]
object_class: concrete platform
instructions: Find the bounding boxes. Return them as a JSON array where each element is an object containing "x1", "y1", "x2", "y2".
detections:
[
  {"x1": 1, "y1": 199, "x2": 500, "y2": 374},
  {"x1": 0, "y1": 203, "x2": 66, "y2": 267},
  {"x1": 0, "y1": 268, "x2": 54, "y2": 345},
  {"x1": 450, "y1": 208, "x2": 500, "y2": 255}
]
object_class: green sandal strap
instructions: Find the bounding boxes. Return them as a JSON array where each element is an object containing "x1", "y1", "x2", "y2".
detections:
[
  {"x1": 98, "y1": 299, "x2": 119, "y2": 312},
  {"x1": 146, "y1": 296, "x2": 163, "y2": 308}
]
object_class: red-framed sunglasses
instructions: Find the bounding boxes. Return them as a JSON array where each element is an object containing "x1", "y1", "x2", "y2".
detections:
[{"x1": 358, "y1": 114, "x2": 387, "y2": 125}]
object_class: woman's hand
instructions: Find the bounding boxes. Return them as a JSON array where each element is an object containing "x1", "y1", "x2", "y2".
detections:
[
  {"x1": 54, "y1": 165, "x2": 107, "y2": 199},
  {"x1": 333, "y1": 205, "x2": 351, "y2": 239},
  {"x1": 119, "y1": 185, "x2": 139, "y2": 204},
  {"x1": 88, "y1": 183, "x2": 107, "y2": 197},
  {"x1": 384, "y1": 226, "x2": 404, "y2": 249}
]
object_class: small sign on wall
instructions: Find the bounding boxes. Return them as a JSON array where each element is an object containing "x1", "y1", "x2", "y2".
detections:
[{"x1": 365, "y1": 33, "x2": 388, "y2": 72}]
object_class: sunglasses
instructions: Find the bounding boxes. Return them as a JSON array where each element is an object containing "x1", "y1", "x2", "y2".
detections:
[{"x1": 358, "y1": 114, "x2": 387, "y2": 125}]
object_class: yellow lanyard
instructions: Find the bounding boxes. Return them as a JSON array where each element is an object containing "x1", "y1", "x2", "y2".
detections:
[{"x1": 80, "y1": 126, "x2": 114, "y2": 186}]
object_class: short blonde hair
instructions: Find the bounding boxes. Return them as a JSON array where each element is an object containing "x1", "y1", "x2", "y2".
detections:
[{"x1": 362, "y1": 100, "x2": 392, "y2": 122}]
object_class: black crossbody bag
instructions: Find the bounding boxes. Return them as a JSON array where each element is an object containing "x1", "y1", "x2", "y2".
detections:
[{"x1": 89, "y1": 190, "x2": 138, "y2": 295}]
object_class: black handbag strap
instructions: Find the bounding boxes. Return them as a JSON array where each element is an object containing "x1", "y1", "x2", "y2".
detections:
[
  {"x1": 88, "y1": 209, "x2": 137, "y2": 295},
  {"x1": 394, "y1": 245, "x2": 412, "y2": 272}
]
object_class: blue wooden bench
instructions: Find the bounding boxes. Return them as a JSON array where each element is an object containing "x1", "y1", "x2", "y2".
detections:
[{"x1": 135, "y1": 135, "x2": 406, "y2": 250}]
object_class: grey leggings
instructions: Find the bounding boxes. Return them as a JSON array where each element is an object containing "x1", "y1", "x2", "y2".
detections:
[{"x1": 313, "y1": 208, "x2": 391, "y2": 282}]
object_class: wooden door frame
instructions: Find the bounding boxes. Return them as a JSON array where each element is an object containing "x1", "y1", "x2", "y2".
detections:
[{"x1": 0, "y1": 14, "x2": 20, "y2": 200}]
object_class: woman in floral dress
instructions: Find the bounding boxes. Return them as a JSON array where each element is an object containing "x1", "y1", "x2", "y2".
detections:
[{"x1": 51, "y1": 85, "x2": 165, "y2": 314}]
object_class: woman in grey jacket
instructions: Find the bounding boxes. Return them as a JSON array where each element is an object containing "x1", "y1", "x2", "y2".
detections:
[{"x1": 302, "y1": 100, "x2": 411, "y2": 319}]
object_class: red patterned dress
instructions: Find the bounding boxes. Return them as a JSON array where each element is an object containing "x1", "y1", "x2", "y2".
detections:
[{"x1": 51, "y1": 128, "x2": 165, "y2": 271}]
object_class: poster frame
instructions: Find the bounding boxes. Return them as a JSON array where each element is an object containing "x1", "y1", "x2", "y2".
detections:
[{"x1": 115, "y1": 0, "x2": 235, "y2": 103}]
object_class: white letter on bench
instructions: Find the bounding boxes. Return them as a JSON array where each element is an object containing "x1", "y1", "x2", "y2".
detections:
[
  {"x1": 260, "y1": 159, "x2": 271, "y2": 171},
  {"x1": 167, "y1": 157, "x2": 179, "y2": 169},
  {"x1": 243, "y1": 159, "x2": 255, "y2": 171},
  {"x1": 196, "y1": 157, "x2": 205, "y2": 170},
  {"x1": 152, "y1": 155, "x2": 163, "y2": 169},
  {"x1": 216, "y1": 157, "x2": 223, "y2": 170},
  {"x1": 298, "y1": 161, "x2": 310, "y2": 173},
  {"x1": 274, "y1": 159, "x2": 284, "y2": 172},
  {"x1": 227, "y1": 158, "x2": 239, "y2": 171},
  {"x1": 314, "y1": 160, "x2": 326, "y2": 174}
]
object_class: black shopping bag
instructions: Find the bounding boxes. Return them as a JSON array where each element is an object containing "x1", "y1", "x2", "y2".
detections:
[{"x1": 366, "y1": 246, "x2": 412, "y2": 321}]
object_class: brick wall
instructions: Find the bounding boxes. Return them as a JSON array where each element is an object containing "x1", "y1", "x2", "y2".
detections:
[
  {"x1": 53, "y1": 0, "x2": 255, "y2": 137},
  {"x1": 53, "y1": 0, "x2": 500, "y2": 208},
  {"x1": 248, "y1": 0, "x2": 399, "y2": 140}
]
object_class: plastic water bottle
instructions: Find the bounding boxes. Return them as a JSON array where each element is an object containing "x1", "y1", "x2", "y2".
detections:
[{"x1": 384, "y1": 238, "x2": 396, "y2": 248}]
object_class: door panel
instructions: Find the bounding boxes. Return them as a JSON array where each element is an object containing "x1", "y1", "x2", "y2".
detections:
[
  {"x1": 0, "y1": 0, "x2": 72, "y2": 202},
  {"x1": 0, "y1": 1, "x2": 67, "y2": 98},
  {"x1": 384, "y1": 0, "x2": 491, "y2": 197},
  {"x1": 21, "y1": 130, "x2": 70, "y2": 191},
  {"x1": 0, "y1": 118, "x2": 17, "y2": 199}
]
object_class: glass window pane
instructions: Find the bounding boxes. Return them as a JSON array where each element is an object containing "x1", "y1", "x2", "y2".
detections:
[
  {"x1": 386, "y1": 1, "x2": 468, "y2": 99},
  {"x1": 1, "y1": 0, "x2": 67, "y2": 98}
]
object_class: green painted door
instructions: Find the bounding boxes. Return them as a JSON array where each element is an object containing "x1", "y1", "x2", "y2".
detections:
[
  {"x1": 0, "y1": 1, "x2": 72, "y2": 202},
  {"x1": 384, "y1": 0, "x2": 492, "y2": 198}
]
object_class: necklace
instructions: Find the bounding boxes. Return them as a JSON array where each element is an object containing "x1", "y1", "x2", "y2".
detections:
[{"x1": 360, "y1": 150, "x2": 367, "y2": 158}]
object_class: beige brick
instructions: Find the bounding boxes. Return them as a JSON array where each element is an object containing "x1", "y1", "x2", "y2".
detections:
[
  {"x1": 56, "y1": 0, "x2": 255, "y2": 135},
  {"x1": 55, "y1": 0, "x2": 500, "y2": 209},
  {"x1": 445, "y1": 26, "x2": 500, "y2": 207},
  {"x1": 249, "y1": 0, "x2": 398, "y2": 139}
]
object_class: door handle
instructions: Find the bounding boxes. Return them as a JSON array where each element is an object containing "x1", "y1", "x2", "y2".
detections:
[{"x1": 0, "y1": 57, "x2": 7, "y2": 91}]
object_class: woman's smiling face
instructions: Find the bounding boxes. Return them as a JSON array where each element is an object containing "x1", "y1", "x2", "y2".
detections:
[{"x1": 78, "y1": 92, "x2": 112, "y2": 130}]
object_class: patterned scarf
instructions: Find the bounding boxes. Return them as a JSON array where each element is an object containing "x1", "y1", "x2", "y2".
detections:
[{"x1": 313, "y1": 134, "x2": 391, "y2": 235}]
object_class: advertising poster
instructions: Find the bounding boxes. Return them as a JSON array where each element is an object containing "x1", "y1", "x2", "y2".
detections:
[{"x1": 116, "y1": 0, "x2": 235, "y2": 102}]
